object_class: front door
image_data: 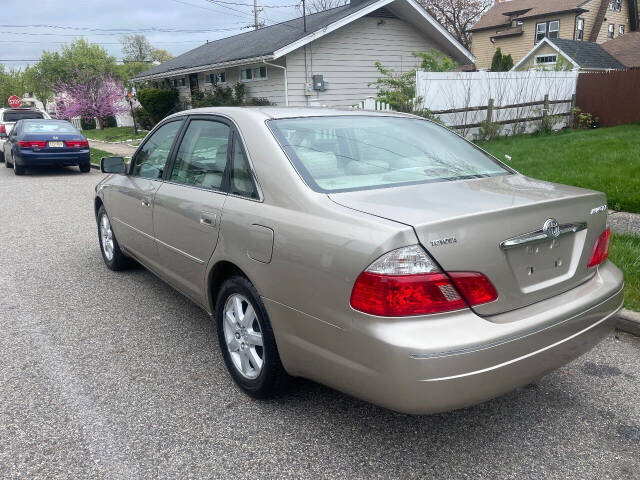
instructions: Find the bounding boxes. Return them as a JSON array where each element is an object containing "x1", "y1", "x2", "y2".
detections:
[
  {"x1": 189, "y1": 73, "x2": 199, "y2": 94},
  {"x1": 107, "y1": 119, "x2": 184, "y2": 268},
  {"x1": 153, "y1": 117, "x2": 231, "y2": 302}
]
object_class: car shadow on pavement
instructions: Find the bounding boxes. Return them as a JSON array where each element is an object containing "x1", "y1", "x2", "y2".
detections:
[{"x1": 7, "y1": 165, "x2": 90, "y2": 176}]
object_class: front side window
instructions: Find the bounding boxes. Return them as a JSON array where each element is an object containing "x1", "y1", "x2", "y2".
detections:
[
  {"x1": 576, "y1": 18, "x2": 584, "y2": 40},
  {"x1": 268, "y1": 116, "x2": 509, "y2": 193},
  {"x1": 131, "y1": 120, "x2": 183, "y2": 179},
  {"x1": 608, "y1": 24, "x2": 615, "y2": 38},
  {"x1": 170, "y1": 119, "x2": 230, "y2": 190}
]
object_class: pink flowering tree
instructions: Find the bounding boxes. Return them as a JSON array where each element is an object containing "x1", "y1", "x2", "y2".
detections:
[{"x1": 54, "y1": 71, "x2": 128, "y2": 128}]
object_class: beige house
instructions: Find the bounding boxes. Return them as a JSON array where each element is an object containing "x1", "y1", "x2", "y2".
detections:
[
  {"x1": 470, "y1": 0, "x2": 639, "y2": 70},
  {"x1": 132, "y1": 0, "x2": 474, "y2": 108}
]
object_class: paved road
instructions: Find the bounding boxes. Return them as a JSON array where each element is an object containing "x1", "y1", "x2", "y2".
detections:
[{"x1": 0, "y1": 164, "x2": 639, "y2": 480}]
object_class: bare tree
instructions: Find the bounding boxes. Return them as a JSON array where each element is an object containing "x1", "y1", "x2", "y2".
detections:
[
  {"x1": 418, "y1": 0, "x2": 493, "y2": 50},
  {"x1": 121, "y1": 34, "x2": 154, "y2": 62},
  {"x1": 301, "y1": 0, "x2": 348, "y2": 14}
]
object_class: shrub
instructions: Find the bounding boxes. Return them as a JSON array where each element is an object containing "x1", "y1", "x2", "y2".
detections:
[
  {"x1": 490, "y1": 49, "x2": 513, "y2": 72},
  {"x1": 572, "y1": 107, "x2": 593, "y2": 129},
  {"x1": 478, "y1": 120, "x2": 501, "y2": 141},
  {"x1": 247, "y1": 97, "x2": 273, "y2": 106},
  {"x1": 133, "y1": 107, "x2": 155, "y2": 130},
  {"x1": 80, "y1": 117, "x2": 96, "y2": 130},
  {"x1": 137, "y1": 88, "x2": 179, "y2": 124},
  {"x1": 191, "y1": 83, "x2": 246, "y2": 108}
]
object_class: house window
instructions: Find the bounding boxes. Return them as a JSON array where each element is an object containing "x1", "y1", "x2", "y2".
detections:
[
  {"x1": 608, "y1": 24, "x2": 615, "y2": 39},
  {"x1": 576, "y1": 18, "x2": 584, "y2": 40},
  {"x1": 240, "y1": 66, "x2": 267, "y2": 81},
  {"x1": 535, "y1": 20, "x2": 559, "y2": 43},
  {"x1": 619, "y1": 25, "x2": 625, "y2": 36},
  {"x1": 206, "y1": 71, "x2": 226, "y2": 84},
  {"x1": 536, "y1": 54, "x2": 558, "y2": 65},
  {"x1": 609, "y1": 0, "x2": 622, "y2": 11}
]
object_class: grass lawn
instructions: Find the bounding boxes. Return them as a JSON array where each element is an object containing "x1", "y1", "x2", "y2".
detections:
[
  {"x1": 478, "y1": 124, "x2": 640, "y2": 213},
  {"x1": 83, "y1": 127, "x2": 147, "y2": 143},
  {"x1": 610, "y1": 233, "x2": 640, "y2": 312},
  {"x1": 90, "y1": 148, "x2": 114, "y2": 166}
]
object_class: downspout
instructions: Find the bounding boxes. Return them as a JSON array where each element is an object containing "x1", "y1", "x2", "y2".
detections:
[{"x1": 263, "y1": 60, "x2": 289, "y2": 106}]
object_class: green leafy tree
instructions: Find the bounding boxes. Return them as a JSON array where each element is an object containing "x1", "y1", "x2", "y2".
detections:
[
  {"x1": 414, "y1": 48, "x2": 458, "y2": 72},
  {"x1": 490, "y1": 48, "x2": 514, "y2": 71},
  {"x1": 151, "y1": 49, "x2": 174, "y2": 63}
]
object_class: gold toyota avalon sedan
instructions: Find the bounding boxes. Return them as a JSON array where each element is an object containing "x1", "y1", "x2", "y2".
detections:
[{"x1": 94, "y1": 107, "x2": 623, "y2": 414}]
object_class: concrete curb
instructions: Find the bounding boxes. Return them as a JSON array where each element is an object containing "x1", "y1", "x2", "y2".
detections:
[{"x1": 617, "y1": 308, "x2": 640, "y2": 336}]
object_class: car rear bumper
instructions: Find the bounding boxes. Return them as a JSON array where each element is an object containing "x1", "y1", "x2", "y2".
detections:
[
  {"x1": 266, "y1": 261, "x2": 624, "y2": 414},
  {"x1": 15, "y1": 149, "x2": 90, "y2": 166}
]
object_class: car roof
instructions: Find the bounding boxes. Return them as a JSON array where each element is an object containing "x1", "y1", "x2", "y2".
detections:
[{"x1": 168, "y1": 106, "x2": 414, "y2": 121}]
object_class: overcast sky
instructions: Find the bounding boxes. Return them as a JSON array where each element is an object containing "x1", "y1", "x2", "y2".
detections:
[{"x1": 1, "y1": 0, "x2": 303, "y2": 70}]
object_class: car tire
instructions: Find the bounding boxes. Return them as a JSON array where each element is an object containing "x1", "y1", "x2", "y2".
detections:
[
  {"x1": 97, "y1": 205, "x2": 132, "y2": 271},
  {"x1": 0, "y1": 150, "x2": 4, "y2": 162},
  {"x1": 79, "y1": 163, "x2": 91, "y2": 173},
  {"x1": 5, "y1": 154, "x2": 12, "y2": 168},
  {"x1": 13, "y1": 163, "x2": 25, "y2": 175},
  {"x1": 216, "y1": 276, "x2": 290, "y2": 398}
]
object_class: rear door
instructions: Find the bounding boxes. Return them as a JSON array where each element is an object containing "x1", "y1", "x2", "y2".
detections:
[
  {"x1": 152, "y1": 116, "x2": 231, "y2": 302},
  {"x1": 107, "y1": 119, "x2": 184, "y2": 268}
]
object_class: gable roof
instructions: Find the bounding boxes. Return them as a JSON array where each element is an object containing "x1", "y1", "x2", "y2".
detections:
[
  {"x1": 512, "y1": 37, "x2": 626, "y2": 70},
  {"x1": 470, "y1": 0, "x2": 587, "y2": 32},
  {"x1": 602, "y1": 31, "x2": 640, "y2": 67},
  {"x1": 133, "y1": 0, "x2": 474, "y2": 81}
]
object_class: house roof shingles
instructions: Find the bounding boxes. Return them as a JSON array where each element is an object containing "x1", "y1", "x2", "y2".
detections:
[
  {"x1": 601, "y1": 31, "x2": 640, "y2": 67},
  {"x1": 133, "y1": 0, "x2": 380, "y2": 79},
  {"x1": 470, "y1": 0, "x2": 586, "y2": 32},
  {"x1": 549, "y1": 38, "x2": 627, "y2": 69}
]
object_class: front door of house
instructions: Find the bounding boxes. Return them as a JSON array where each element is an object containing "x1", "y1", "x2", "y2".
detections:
[{"x1": 189, "y1": 73, "x2": 199, "y2": 94}]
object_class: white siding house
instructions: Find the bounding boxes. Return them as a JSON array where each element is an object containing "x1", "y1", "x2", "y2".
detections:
[{"x1": 133, "y1": 0, "x2": 474, "y2": 108}]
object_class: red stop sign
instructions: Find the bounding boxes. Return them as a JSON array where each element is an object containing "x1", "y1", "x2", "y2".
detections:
[{"x1": 8, "y1": 96, "x2": 21, "y2": 108}]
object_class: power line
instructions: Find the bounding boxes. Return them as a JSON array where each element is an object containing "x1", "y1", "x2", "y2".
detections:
[{"x1": 210, "y1": 0, "x2": 300, "y2": 7}]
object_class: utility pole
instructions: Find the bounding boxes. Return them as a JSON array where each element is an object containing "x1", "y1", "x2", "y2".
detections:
[
  {"x1": 254, "y1": 0, "x2": 260, "y2": 30},
  {"x1": 302, "y1": 0, "x2": 307, "y2": 32}
]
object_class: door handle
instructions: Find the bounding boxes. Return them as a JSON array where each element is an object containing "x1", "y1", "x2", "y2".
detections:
[
  {"x1": 141, "y1": 199, "x2": 150, "y2": 207},
  {"x1": 200, "y1": 212, "x2": 217, "y2": 227}
]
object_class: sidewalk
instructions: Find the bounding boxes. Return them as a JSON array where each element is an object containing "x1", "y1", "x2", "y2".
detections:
[
  {"x1": 89, "y1": 140, "x2": 136, "y2": 158},
  {"x1": 609, "y1": 210, "x2": 640, "y2": 236}
]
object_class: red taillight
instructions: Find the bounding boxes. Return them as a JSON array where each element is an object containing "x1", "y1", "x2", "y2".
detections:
[
  {"x1": 18, "y1": 141, "x2": 47, "y2": 148},
  {"x1": 0, "y1": 124, "x2": 5, "y2": 134},
  {"x1": 66, "y1": 140, "x2": 89, "y2": 148},
  {"x1": 350, "y1": 271, "x2": 497, "y2": 317},
  {"x1": 350, "y1": 245, "x2": 497, "y2": 317},
  {"x1": 587, "y1": 228, "x2": 610, "y2": 268}
]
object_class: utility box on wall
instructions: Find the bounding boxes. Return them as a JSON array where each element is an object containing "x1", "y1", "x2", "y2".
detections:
[{"x1": 312, "y1": 74, "x2": 328, "y2": 91}]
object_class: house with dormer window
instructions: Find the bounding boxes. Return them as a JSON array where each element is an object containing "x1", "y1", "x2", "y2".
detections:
[{"x1": 469, "y1": 0, "x2": 639, "y2": 70}]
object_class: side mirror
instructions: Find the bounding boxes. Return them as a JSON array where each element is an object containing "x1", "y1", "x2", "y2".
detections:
[{"x1": 101, "y1": 156, "x2": 126, "y2": 174}]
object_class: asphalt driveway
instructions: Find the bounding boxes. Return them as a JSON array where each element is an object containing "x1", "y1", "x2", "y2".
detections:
[{"x1": 0, "y1": 164, "x2": 639, "y2": 480}]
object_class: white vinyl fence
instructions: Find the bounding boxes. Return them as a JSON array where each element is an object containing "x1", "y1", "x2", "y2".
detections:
[{"x1": 415, "y1": 71, "x2": 579, "y2": 138}]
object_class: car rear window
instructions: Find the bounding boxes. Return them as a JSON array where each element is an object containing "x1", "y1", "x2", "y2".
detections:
[
  {"x1": 268, "y1": 116, "x2": 510, "y2": 193},
  {"x1": 23, "y1": 121, "x2": 78, "y2": 134},
  {"x1": 3, "y1": 111, "x2": 44, "y2": 122}
]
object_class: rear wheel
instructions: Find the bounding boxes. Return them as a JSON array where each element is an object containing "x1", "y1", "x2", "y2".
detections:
[
  {"x1": 79, "y1": 162, "x2": 91, "y2": 173},
  {"x1": 97, "y1": 205, "x2": 131, "y2": 271},
  {"x1": 5, "y1": 154, "x2": 12, "y2": 168},
  {"x1": 216, "y1": 276, "x2": 290, "y2": 398},
  {"x1": 13, "y1": 163, "x2": 25, "y2": 175},
  {"x1": 0, "y1": 150, "x2": 4, "y2": 162}
]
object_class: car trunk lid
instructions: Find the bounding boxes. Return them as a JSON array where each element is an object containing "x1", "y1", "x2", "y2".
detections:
[{"x1": 329, "y1": 174, "x2": 608, "y2": 316}]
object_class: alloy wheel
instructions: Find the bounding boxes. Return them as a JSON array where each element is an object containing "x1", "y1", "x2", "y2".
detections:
[
  {"x1": 223, "y1": 294, "x2": 264, "y2": 379},
  {"x1": 99, "y1": 213, "x2": 115, "y2": 261}
]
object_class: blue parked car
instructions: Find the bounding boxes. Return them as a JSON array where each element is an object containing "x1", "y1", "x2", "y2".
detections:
[{"x1": 2, "y1": 119, "x2": 91, "y2": 175}]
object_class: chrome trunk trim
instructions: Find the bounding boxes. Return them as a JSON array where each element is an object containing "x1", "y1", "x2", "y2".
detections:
[{"x1": 499, "y1": 222, "x2": 587, "y2": 250}]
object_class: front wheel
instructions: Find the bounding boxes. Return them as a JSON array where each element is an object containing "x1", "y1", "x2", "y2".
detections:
[
  {"x1": 97, "y1": 205, "x2": 131, "y2": 271},
  {"x1": 216, "y1": 276, "x2": 290, "y2": 398}
]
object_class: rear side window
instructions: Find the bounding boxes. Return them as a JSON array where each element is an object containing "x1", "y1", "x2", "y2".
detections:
[
  {"x1": 268, "y1": 116, "x2": 510, "y2": 193},
  {"x1": 3, "y1": 111, "x2": 44, "y2": 122},
  {"x1": 170, "y1": 119, "x2": 231, "y2": 190},
  {"x1": 229, "y1": 133, "x2": 258, "y2": 199}
]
